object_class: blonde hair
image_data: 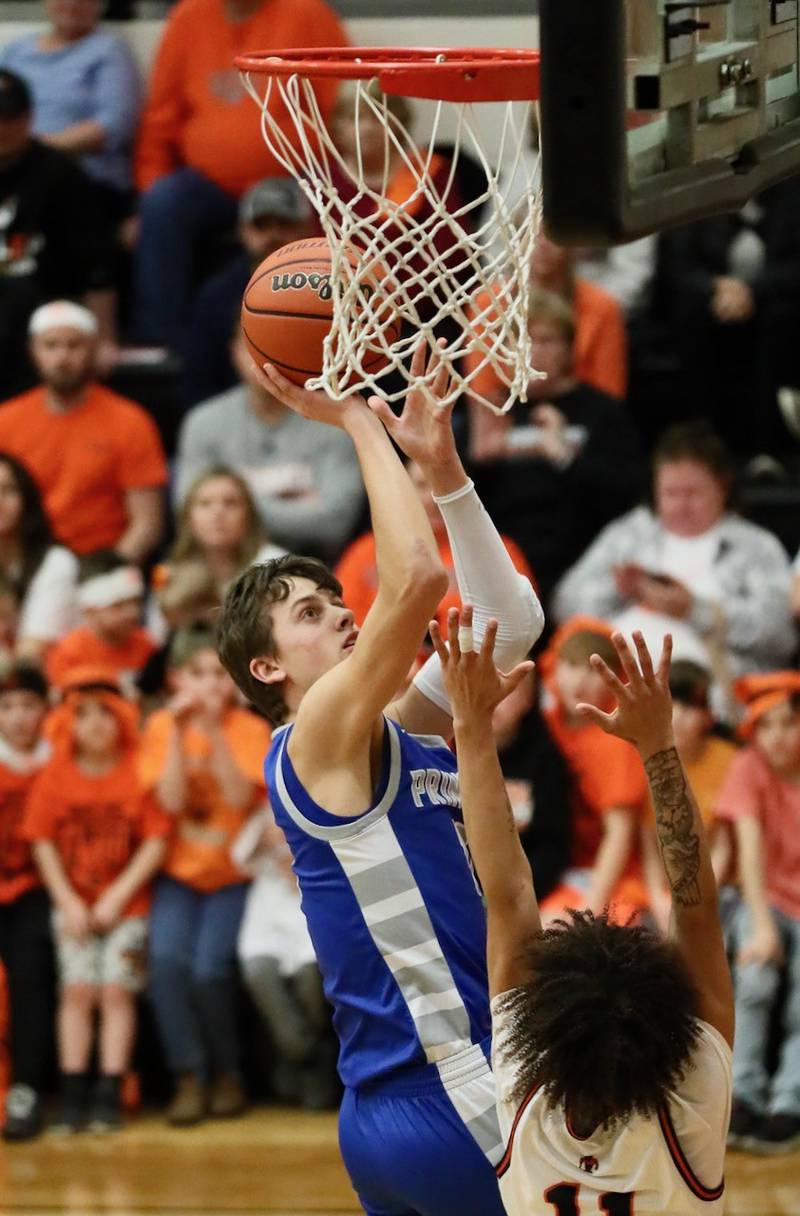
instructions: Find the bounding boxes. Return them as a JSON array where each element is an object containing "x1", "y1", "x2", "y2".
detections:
[
  {"x1": 331, "y1": 79, "x2": 414, "y2": 140},
  {"x1": 527, "y1": 288, "x2": 576, "y2": 343},
  {"x1": 170, "y1": 466, "x2": 267, "y2": 568}
]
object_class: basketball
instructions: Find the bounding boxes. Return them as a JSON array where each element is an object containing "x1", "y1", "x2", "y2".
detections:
[{"x1": 241, "y1": 237, "x2": 400, "y2": 387}]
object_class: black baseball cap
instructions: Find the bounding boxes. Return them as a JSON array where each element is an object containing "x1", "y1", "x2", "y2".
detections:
[{"x1": 0, "y1": 71, "x2": 32, "y2": 120}]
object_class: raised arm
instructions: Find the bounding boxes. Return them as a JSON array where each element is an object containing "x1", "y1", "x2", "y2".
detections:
[
  {"x1": 258, "y1": 344, "x2": 448, "y2": 762},
  {"x1": 577, "y1": 631, "x2": 734, "y2": 1046},
  {"x1": 430, "y1": 607, "x2": 539, "y2": 997},
  {"x1": 374, "y1": 372, "x2": 544, "y2": 740}
]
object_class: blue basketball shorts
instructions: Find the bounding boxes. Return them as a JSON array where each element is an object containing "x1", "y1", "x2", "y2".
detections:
[{"x1": 338, "y1": 1043, "x2": 506, "y2": 1216}]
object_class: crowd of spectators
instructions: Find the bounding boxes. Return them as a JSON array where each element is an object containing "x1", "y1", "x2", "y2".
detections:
[{"x1": 0, "y1": 0, "x2": 799, "y2": 1162}]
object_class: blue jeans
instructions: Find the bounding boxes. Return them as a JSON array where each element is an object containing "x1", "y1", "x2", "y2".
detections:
[
  {"x1": 148, "y1": 875, "x2": 248, "y2": 1078},
  {"x1": 134, "y1": 167, "x2": 238, "y2": 349},
  {"x1": 731, "y1": 901, "x2": 800, "y2": 1116}
]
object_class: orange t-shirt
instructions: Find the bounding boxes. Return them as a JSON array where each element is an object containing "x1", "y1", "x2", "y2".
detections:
[
  {"x1": 22, "y1": 755, "x2": 171, "y2": 918},
  {"x1": 138, "y1": 707, "x2": 271, "y2": 893},
  {"x1": 46, "y1": 626, "x2": 157, "y2": 691},
  {"x1": 335, "y1": 532, "x2": 536, "y2": 630},
  {"x1": 135, "y1": 0, "x2": 348, "y2": 196},
  {"x1": 544, "y1": 702, "x2": 648, "y2": 906},
  {"x1": 0, "y1": 384, "x2": 167, "y2": 555},
  {"x1": 464, "y1": 277, "x2": 628, "y2": 404},
  {"x1": 682, "y1": 737, "x2": 739, "y2": 831},
  {"x1": 0, "y1": 761, "x2": 44, "y2": 904}
]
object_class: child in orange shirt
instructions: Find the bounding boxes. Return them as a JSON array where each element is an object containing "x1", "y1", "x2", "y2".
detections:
[
  {"x1": 23, "y1": 669, "x2": 169, "y2": 1134},
  {"x1": 46, "y1": 552, "x2": 156, "y2": 692},
  {"x1": 539, "y1": 618, "x2": 649, "y2": 923},
  {"x1": 715, "y1": 673, "x2": 800, "y2": 1152},
  {"x1": 139, "y1": 627, "x2": 271, "y2": 1127},
  {"x1": 0, "y1": 663, "x2": 52, "y2": 1141}
]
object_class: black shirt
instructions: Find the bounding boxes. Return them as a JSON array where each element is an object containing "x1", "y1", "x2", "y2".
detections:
[{"x1": 0, "y1": 140, "x2": 114, "y2": 298}]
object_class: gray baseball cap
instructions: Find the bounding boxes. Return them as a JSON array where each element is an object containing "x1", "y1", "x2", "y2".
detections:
[{"x1": 239, "y1": 177, "x2": 310, "y2": 225}]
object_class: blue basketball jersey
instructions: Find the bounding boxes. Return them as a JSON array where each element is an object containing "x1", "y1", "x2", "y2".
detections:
[{"x1": 265, "y1": 716, "x2": 492, "y2": 1090}]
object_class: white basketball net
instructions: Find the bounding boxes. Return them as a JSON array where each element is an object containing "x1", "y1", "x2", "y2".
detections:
[{"x1": 240, "y1": 59, "x2": 541, "y2": 413}]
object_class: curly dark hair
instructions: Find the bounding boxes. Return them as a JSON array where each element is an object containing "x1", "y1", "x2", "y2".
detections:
[
  {"x1": 217, "y1": 554, "x2": 342, "y2": 725},
  {"x1": 494, "y1": 910, "x2": 701, "y2": 1132},
  {"x1": 0, "y1": 453, "x2": 55, "y2": 599}
]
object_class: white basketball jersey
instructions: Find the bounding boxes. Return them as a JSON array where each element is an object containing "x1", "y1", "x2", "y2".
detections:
[{"x1": 491, "y1": 994, "x2": 731, "y2": 1216}]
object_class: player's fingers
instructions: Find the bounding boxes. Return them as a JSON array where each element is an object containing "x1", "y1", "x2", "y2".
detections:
[
  {"x1": 367, "y1": 395, "x2": 397, "y2": 431},
  {"x1": 431, "y1": 340, "x2": 451, "y2": 399},
  {"x1": 410, "y1": 336, "x2": 428, "y2": 381},
  {"x1": 589, "y1": 652, "x2": 630, "y2": 700},
  {"x1": 632, "y1": 631, "x2": 655, "y2": 683},
  {"x1": 656, "y1": 633, "x2": 674, "y2": 685},
  {"x1": 612, "y1": 631, "x2": 644, "y2": 689},
  {"x1": 447, "y1": 606, "x2": 462, "y2": 661},
  {"x1": 502, "y1": 660, "x2": 535, "y2": 696},
  {"x1": 429, "y1": 619, "x2": 449, "y2": 666},
  {"x1": 575, "y1": 703, "x2": 618, "y2": 734},
  {"x1": 479, "y1": 617, "x2": 498, "y2": 663}
]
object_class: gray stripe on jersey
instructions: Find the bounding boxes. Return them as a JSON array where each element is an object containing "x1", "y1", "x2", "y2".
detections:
[
  {"x1": 368, "y1": 906, "x2": 442, "y2": 954},
  {"x1": 392, "y1": 955, "x2": 468, "y2": 1001},
  {"x1": 441, "y1": 1062, "x2": 504, "y2": 1165},
  {"x1": 413, "y1": 1005, "x2": 474, "y2": 1052},
  {"x1": 331, "y1": 815, "x2": 473, "y2": 1064},
  {"x1": 466, "y1": 1103, "x2": 504, "y2": 1162},
  {"x1": 348, "y1": 856, "x2": 420, "y2": 906}
]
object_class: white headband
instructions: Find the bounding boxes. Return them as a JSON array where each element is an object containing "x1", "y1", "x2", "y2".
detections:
[
  {"x1": 28, "y1": 301, "x2": 99, "y2": 338},
  {"x1": 78, "y1": 567, "x2": 145, "y2": 610}
]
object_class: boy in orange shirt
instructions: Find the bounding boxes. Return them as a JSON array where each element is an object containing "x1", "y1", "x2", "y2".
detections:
[
  {"x1": 23, "y1": 669, "x2": 169, "y2": 1134},
  {"x1": 139, "y1": 626, "x2": 270, "y2": 1127},
  {"x1": 46, "y1": 552, "x2": 156, "y2": 692},
  {"x1": 539, "y1": 618, "x2": 649, "y2": 923},
  {"x1": 0, "y1": 664, "x2": 52, "y2": 1141}
]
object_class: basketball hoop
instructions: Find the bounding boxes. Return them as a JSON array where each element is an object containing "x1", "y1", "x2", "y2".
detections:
[{"x1": 236, "y1": 47, "x2": 542, "y2": 413}]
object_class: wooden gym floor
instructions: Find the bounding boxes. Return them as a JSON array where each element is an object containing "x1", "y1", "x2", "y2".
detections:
[{"x1": 0, "y1": 1108, "x2": 796, "y2": 1215}]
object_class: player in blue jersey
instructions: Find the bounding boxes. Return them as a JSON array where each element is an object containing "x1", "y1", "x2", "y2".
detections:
[{"x1": 217, "y1": 341, "x2": 544, "y2": 1216}]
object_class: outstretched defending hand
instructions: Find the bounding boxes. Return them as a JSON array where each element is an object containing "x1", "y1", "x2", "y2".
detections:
[
  {"x1": 429, "y1": 605, "x2": 534, "y2": 725},
  {"x1": 368, "y1": 338, "x2": 459, "y2": 475},
  {"x1": 576, "y1": 630, "x2": 675, "y2": 762}
]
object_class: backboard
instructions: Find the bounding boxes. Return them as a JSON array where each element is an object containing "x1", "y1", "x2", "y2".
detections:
[{"x1": 539, "y1": 0, "x2": 800, "y2": 243}]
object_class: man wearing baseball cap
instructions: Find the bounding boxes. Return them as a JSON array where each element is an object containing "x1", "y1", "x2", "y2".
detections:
[
  {"x1": 0, "y1": 301, "x2": 167, "y2": 559},
  {"x1": 0, "y1": 69, "x2": 116, "y2": 399},
  {"x1": 184, "y1": 176, "x2": 313, "y2": 405}
]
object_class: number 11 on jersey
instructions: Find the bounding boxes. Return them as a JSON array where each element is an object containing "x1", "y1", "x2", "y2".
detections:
[{"x1": 545, "y1": 1183, "x2": 634, "y2": 1214}]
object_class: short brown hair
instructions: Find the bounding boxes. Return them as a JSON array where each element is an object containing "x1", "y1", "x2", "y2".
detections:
[
  {"x1": 217, "y1": 554, "x2": 342, "y2": 725},
  {"x1": 653, "y1": 421, "x2": 735, "y2": 500}
]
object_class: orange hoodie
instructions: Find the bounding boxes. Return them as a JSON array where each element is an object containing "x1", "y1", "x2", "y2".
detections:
[{"x1": 136, "y1": 0, "x2": 348, "y2": 195}]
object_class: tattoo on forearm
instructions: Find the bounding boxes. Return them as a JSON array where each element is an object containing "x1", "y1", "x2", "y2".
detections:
[{"x1": 644, "y1": 747, "x2": 702, "y2": 907}]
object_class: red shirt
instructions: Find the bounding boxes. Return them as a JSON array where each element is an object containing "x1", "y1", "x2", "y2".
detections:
[{"x1": 0, "y1": 759, "x2": 43, "y2": 904}]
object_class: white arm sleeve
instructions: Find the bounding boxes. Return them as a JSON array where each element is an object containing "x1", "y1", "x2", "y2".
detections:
[{"x1": 412, "y1": 480, "x2": 545, "y2": 714}]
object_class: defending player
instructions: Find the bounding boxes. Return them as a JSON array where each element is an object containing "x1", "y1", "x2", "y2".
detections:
[
  {"x1": 217, "y1": 342, "x2": 544, "y2": 1216},
  {"x1": 430, "y1": 613, "x2": 733, "y2": 1215}
]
